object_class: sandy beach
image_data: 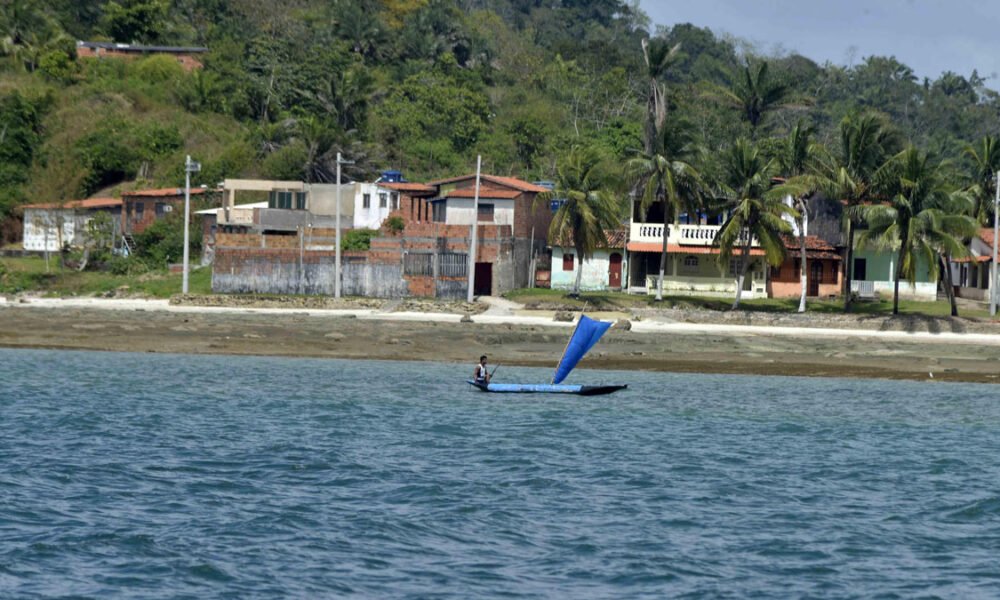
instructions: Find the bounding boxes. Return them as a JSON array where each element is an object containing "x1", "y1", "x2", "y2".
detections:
[{"x1": 1, "y1": 297, "x2": 999, "y2": 384}]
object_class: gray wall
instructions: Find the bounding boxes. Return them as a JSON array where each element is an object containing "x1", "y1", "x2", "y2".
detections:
[{"x1": 213, "y1": 253, "x2": 408, "y2": 297}]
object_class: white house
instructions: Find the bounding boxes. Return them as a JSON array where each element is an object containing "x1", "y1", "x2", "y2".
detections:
[
  {"x1": 949, "y1": 227, "x2": 997, "y2": 302},
  {"x1": 550, "y1": 229, "x2": 627, "y2": 291},
  {"x1": 22, "y1": 198, "x2": 122, "y2": 252}
]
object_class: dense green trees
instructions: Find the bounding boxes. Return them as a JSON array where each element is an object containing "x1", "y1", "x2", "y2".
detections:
[{"x1": 0, "y1": 0, "x2": 997, "y2": 308}]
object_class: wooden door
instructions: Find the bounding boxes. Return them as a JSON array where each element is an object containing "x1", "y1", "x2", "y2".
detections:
[
  {"x1": 809, "y1": 261, "x2": 822, "y2": 296},
  {"x1": 608, "y1": 253, "x2": 623, "y2": 289}
]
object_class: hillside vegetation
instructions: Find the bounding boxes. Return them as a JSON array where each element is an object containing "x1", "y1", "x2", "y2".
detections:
[{"x1": 2, "y1": 0, "x2": 999, "y2": 246}]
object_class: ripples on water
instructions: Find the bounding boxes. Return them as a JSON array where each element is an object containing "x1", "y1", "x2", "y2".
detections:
[{"x1": 2, "y1": 349, "x2": 1000, "y2": 598}]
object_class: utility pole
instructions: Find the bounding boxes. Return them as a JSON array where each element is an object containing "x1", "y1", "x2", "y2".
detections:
[
  {"x1": 466, "y1": 155, "x2": 482, "y2": 302},
  {"x1": 335, "y1": 152, "x2": 354, "y2": 299},
  {"x1": 182, "y1": 155, "x2": 200, "y2": 294},
  {"x1": 992, "y1": 171, "x2": 999, "y2": 317}
]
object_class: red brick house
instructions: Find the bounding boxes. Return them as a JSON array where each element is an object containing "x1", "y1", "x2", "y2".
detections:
[
  {"x1": 769, "y1": 235, "x2": 843, "y2": 298},
  {"x1": 122, "y1": 188, "x2": 214, "y2": 235}
]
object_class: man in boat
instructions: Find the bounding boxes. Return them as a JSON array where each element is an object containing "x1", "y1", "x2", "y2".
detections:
[{"x1": 474, "y1": 355, "x2": 492, "y2": 385}]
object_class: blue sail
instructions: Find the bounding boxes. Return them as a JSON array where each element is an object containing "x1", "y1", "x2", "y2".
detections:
[{"x1": 552, "y1": 315, "x2": 612, "y2": 384}]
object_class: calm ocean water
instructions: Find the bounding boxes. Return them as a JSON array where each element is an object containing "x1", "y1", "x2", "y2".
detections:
[{"x1": 2, "y1": 348, "x2": 1000, "y2": 598}]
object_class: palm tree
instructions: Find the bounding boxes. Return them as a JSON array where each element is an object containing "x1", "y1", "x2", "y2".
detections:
[
  {"x1": 711, "y1": 60, "x2": 799, "y2": 138},
  {"x1": 627, "y1": 118, "x2": 707, "y2": 301},
  {"x1": 858, "y1": 147, "x2": 978, "y2": 315},
  {"x1": 715, "y1": 139, "x2": 797, "y2": 310},
  {"x1": 540, "y1": 146, "x2": 623, "y2": 297},
  {"x1": 775, "y1": 120, "x2": 820, "y2": 312},
  {"x1": 802, "y1": 113, "x2": 902, "y2": 311},
  {"x1": 963, "y1": 136, "x2": 1000, "y2": 226},
  {"x1": 641, "y1": 37, "x2": 680, "y2": 153}
]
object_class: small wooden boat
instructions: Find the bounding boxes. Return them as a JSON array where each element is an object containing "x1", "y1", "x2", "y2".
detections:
[
  {"x1": 468, "y1": 315, "x2": 627, "y2": 396},
  {"x1": 467, "y1": 381, "x2": 627, "y2": 396}
]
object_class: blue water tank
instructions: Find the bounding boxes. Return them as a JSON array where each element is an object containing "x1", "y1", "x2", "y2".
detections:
[
  {"x1": 534, "y1": 180, "x2": 555, "y2": 191},
  {"x1": 380, "y1": 170, "x2": 405, "y2": 183}
]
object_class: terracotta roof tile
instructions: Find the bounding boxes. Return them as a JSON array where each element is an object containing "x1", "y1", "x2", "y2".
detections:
[
  {"x1": 551, "y1": 227, "x2": 627, "y2": 249},
  {"x1": 627, "y1": 242, "x2": 766, "y2": 256},
  {"x1": 379, "y1": 182, "x2": 436, "y2": 193},
  {"x1": 782, "y1": 234, "x2": 839, "y2": 252},
  {"x1": 427, "y1": 174, "x2": 548, "y2": 193},
  {"x1": 445, "y1": 188, "x2": 521, "y2": 199},
  {"x1": 977, "y1": 228, "x2": 997, "y2": 249},
  {"x1": 123, "y1": 188, "x2": 210, "y2": 198}
]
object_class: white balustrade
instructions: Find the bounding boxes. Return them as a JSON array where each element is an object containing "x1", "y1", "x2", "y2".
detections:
[{"x1": 629, "y1": 222, "x2": 757, "y2": 247}]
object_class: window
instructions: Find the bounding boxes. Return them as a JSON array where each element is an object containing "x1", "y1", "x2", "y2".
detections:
[
  {"x1": 477, "y1": 203, "x2": 494, "y2": 222},
  {"x1": 135, "y1": 202, "x2": 144, "y2": 215},
  {"x1": 363, "y1": 193, "x2": 371, "y2": 209},
  {"x1": 391, "y1": 193, "x2": 399, "y2": 211},
  {"x1": 728, "y1": 258, "x2": 744, "y2": 277},
  {"x1": 432, "y1": 202, "x2": 447, "y2": 223},
  {"x1": 295, "y1": 192, "x2": 307, "y2": 210},
  {"x1": 563, "y1": 253, "x2": 575, "y2": 271},
  {"x1": 155, "y1": 202, "x2": 166, "y2": 216},
  {"x1": 683, "y1": 256, "x2": 699, "y2": 267},
  {"x1": 404, "y1": 253, "x2": 433, "y2": 276},
  {"x1": 379, "y1": 192, "x2": 388, "y2": 208},
  {"x1": 268, "y1": 191, "x2": 296, "y2": 209},
  {"x1": 438, "y1": 253, "x2": 468, "y2": 277}
]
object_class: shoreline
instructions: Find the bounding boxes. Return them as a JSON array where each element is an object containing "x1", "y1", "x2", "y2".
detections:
[{"x1": 2, "y1": 299, "x2": 999, "y2": 384}]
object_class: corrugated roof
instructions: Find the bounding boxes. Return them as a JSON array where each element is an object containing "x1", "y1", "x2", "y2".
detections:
[
  {"x1": 78, "y1": 41, "x2": 208, "y2": 53},
  {"x1": 22, "y1": 198, "x2": 121, "y2": 210},
  {"x1": 427, "y1": 174, "x2": 549, "y2": 193},
  {"x1": 123, "y1": 188, "x2": 210, "y2": 198},
  {"x1": 627, "y1": 242, "x2": 766, "y2": 256}
]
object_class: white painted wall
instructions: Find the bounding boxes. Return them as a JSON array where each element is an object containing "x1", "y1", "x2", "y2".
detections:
[
  {"x1": 445, "y1": 198, "x2": 515, "y2": 226},
  {"x1": 551, "y1": 247, "x2": 625, "y2": 291},
  {"x1": 22, "y1": 208, "x2": 84, "y2": 251},
  {"x1": 353, "y1": 183, "x2": 398, "y2": 229}
]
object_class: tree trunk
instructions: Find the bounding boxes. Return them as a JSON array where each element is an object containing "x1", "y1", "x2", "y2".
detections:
[
  {"x1": 843, "y1": 220, "x2": 854, "y2": 312},
  {"x1": 798, "y1": 205, "x2": 808, "y2": 313},
  {"x1": 656, "y1": 218, "x2": 668, "y2": 302},
  {"x1": 893, "y1": 247, "x2": 905, "y2": 315},
  {"x1": 731, "y1": 235, "x2": 753, "y2": 311},
  {"x1": 940, "y1": 254, "x2": 958, "y2": 317},
  {"x1": 573, "y1": 254, "x2": 583, "y2": 297}
]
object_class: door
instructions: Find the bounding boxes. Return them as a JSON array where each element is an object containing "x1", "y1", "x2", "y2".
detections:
[
  {"x1": 853, "y1": 258, "x2": 867, "y2": 282},
  {"x1": 809, "y1": 261, "x2": 822, "y2": 296},
  {"x1": 474, "y1": 262, "x2": 492, "y2": 296},
  {"x1": 608, "y1": 253, "x2": 623, "y2": 289}
]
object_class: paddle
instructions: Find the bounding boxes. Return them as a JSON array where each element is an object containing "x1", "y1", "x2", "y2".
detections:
[{"x1": 489, "y1": 363, "x2": 500, "y2": 381}]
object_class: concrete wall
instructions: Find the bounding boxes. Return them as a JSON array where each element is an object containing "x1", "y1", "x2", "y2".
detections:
[
  {"x1": 22, "y1": 208, "x2": 81, "y2": 251},
  {"x1": 212, "y1": 248, "x2": 408, "y2": 297},
  {"x1": 307, "y1": 183, "x2": 357, "y2": 219},
  {"x1": 444, "y1": 197, "x2": 515, "y2": 226}
]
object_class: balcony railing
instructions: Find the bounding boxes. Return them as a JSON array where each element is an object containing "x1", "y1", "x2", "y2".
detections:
[{"x1": 630, "y1": 223, "x2": 756, "y2": 247}]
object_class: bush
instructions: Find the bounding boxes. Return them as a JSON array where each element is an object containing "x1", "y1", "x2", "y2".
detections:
[
  {"x1": 342, "y1": 228, "x2": 378, "y2": 250},
  {"x1": 385, "y1": 216, "x2": 405, "y2": 235},
  {"x1": 134, "y1": 213, "x2": 199, "y2": 267}
]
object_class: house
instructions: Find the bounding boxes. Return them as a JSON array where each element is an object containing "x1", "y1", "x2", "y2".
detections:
[
  {"x1": 122, "y1": 187, "x2": 216, "y2": 236},
  {"x1": 550, "y1": 229, "x2": 627, "y2": 292},
  {"x1": 353, "y1": 171, "x2": 436, "y2": 230},
  {"x1": 626, "y1": 202, "x2": 768, "y2": 298},
  {"x1": 218, "y1": 179, "x2": 356, "y2": 233},
  {"x1": 195, "y1": 202, "x2": 268, "y2": 265},
  {"x1": 76, "y1": 41, "x2": 208, "y2": 71},
  {"x1": 769, "y1": 236, "x2": 843, "y2": 298},
  {"x1": 210, "y1": 173, "x2": 553, "y2": 299},
  {"x1": 949, "y1": 228, "x2": 997, "y2": 302},
  {"x1": 849, "y1": 246, "x2": 936, "y2": 301},
  {"x1": 21, "y1": 198, "x2": 122, "y2": 252}
]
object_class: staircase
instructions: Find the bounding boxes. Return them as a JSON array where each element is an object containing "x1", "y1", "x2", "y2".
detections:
[{"x1": 121, "y1": 234, "x2": 136, "y2": 256}]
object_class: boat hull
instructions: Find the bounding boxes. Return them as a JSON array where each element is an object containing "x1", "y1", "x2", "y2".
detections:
[{"x1": 467, "y1": 381, "x2": 627, "y2": 396}]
